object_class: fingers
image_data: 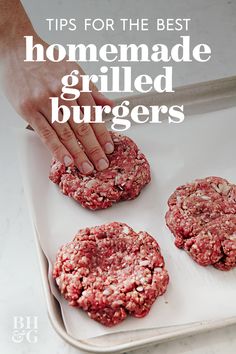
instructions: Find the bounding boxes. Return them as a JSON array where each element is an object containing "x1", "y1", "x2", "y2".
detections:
[
  {"x1": 31, "y1": 112, "x2": 74, "y2": 167},
  {"x1": 81, "y1": 76, "x2": 115, "y2": 153},
  {"x1": 57, "y1": 97, "x2": 110, "y2": 171},
  {"x1": 68, "y1": 110, "x2": 110, "y2": 171},
  {"x1": 51, "y1": 120, "x2": 94, "y2": 174},
  {"x1": 91, "y1": 123, "x2": 114, "y2": 154},
  {"x1": 34, "y1": 66, "x2": 115, "y2": 173},
  {"x1": 78, "y1": 92, "x2": 114, "y2": 155},
  {"x1": 40, "y1": 105, "x2": 94, "y2": 174},
  {"x1": 41, "y1": 100, "x2": 110, "y2": 173}
]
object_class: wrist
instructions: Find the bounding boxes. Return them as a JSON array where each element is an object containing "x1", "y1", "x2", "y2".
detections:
[{"x1": 0, "y1": 3, "x2": 35, "y2": 60}]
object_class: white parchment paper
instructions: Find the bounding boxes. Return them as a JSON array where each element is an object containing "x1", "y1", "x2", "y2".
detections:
[{"x1": 16, "y1": 106, "x2": 236, "y2": 340}]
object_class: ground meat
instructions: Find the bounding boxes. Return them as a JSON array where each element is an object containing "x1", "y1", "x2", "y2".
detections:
[
  {"x1": 49, "y1": 132, "x2": 151, "y2": 210},
  {"x1": 53, "y1": 222, "x2": 169, "y2": 327},
  {"x1": 165, "y1": 177, "x2": 236, "y2": 270},
  {"x1": 184, "y1": 215, "x2": 236, "y2": 269}
]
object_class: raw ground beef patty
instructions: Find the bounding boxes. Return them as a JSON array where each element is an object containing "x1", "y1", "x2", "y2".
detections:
[
  {"x1": 53, "y1": 222, "x2": 169, "y2": 326},
  {"x1": 49, "y1": 132, "x2": 151, "y2": 210},
  {"x1": 165, "y1": 176, "x2": 236, "y2": 270}
]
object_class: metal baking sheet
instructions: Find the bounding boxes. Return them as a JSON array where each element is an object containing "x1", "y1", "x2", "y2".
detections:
[{"x1": 19, "y1": 76, "x2": 236, "y2": 353}]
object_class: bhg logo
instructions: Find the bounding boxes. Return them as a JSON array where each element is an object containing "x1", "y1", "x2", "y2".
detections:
[{"x1": 11, "y1": 316, "x2": 38, "y2": 343}]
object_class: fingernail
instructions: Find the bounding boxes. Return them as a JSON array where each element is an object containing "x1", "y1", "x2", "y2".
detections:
[
  {"x1": 64, "y1": 156, "x2": 73, "y2": 167},
  {"x1": 104, "y1": 142, "x2": 114, "y2": 154},
  {"x1": 81, "y1": 161, "x2": 94, "y2": 174},
  {"x1": 97, "y1": 158, "x2": 109, "y2": 171}
]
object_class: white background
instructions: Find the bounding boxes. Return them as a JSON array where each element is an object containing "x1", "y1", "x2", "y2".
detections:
[{"x1": 0, "y1": 0, "x2": 236, "y2": 353}]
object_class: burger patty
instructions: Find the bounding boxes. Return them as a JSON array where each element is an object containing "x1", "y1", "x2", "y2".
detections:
[
  {"x1": 166, "y1": 176, "x2": 236, "y2": 270},
  {"x1": 53, "y1": 222, "x2": 169, "y2": 326},
  {"x1": 49, "y1": 132, "x2": 151, "y2": 210}
]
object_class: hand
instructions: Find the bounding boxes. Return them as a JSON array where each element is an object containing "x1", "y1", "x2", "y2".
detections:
[{"x1": 1, "y1": 33, "x2": 114, "y2": 174}]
